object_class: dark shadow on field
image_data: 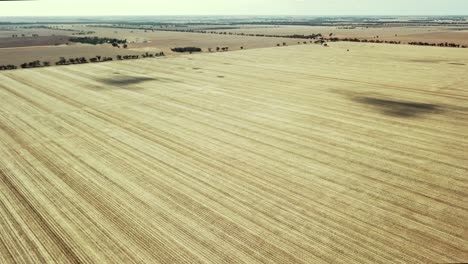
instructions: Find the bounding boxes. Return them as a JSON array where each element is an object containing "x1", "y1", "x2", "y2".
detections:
[
  {"x1": 94, "y1": 75, "x2": 183, "y2": 91},
  {"x1": 354, "y1": 96, "x2": 441, "y2": 118},
  {"x1": 99, "y1": 76, "x2": 156, "y2": 86},
  {"x1": 408, "y1": 59, "x2": 445, "y2": 64}
]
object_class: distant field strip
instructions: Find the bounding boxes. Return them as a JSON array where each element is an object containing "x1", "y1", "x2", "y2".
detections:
[{"x1": 0, "y1": 43, "x2": 467, "y2": 263}]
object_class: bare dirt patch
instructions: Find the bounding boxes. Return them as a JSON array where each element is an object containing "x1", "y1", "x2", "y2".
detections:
[{"x1": 0, "y1": 35, "x2": 70, "y2": 48}]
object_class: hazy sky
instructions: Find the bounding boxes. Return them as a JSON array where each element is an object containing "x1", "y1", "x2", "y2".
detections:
[{"x1": 1, "y1": 0, "x2": 468, "y2": 16}]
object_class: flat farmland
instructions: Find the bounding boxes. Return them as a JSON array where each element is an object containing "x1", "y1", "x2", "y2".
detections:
[
  {"x1": 0, "y1": 44, "x2": 145, "y2": 66},
  {"x1": 76, "y1": 26, "x2": 305, "y2": 51},
  {"x1": 211, "y1": 25, "x2": 468, "y2": 45},
  {"x1": 0, "y1": 42, "x2": 467, "y2": 263},
  {"x1": 0, "y1": 26, "x2": 305, "y2": 66}
]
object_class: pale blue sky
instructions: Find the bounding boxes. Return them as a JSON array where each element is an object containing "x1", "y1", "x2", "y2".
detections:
[{"x1": 1, "y1": 0, "x2": 468, "y2": 16}]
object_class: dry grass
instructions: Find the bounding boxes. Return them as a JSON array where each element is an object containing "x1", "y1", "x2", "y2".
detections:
[
  {"x1": 0, "y1": 42, "x2": 467, "y2": 263},
  {"x1": 0, "y1": 44, "x2": 144, "y2": 66},
  {"x1": 0, "y1": 27, "x2": 303, "y2": 66},
  {"x1": 2, "y1": 24, "x2": 468, "y2": 67},
  {"x1": 211, "y1": 25, "x2": 468, "y2": 44},
  {"x1": 71, "y1": 26, "x2": 304, "y2": 51}
]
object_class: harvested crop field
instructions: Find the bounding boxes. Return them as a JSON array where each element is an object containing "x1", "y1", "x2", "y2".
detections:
[
  {"x1": 0, "y1": 35, "x2": 70, "y2": 48},
  {"x1": 212, "y1": 25, "x2": 468, "y2": 45},
  {"x1": 0, "y1": 44, "x2": 145, "y2": 67},
  {"x1": 0, "y1": 42, "x2": 467, "y2": 263}
]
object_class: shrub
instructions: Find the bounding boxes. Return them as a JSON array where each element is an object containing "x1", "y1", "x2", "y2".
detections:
[
  {"x1": 171, "y1": 47, "x2": 202, "y2": 53},
  {"x1": 69, "y1": 37, "x2": 127, "y2": 45}
]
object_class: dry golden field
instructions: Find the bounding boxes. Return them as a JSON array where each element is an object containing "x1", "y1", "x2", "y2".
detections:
[
  {"x1": 211, "y1": 25, "x2": 468, "y2": 44},
  {"x1": 0, "y1": 27, "x2": 304, "y2": 66},
  {"x1": 0, "y1": 42, "x2": 467, "y2": 263},
  {"x1": 66, "y1": 26, "x2": 305, "y2": 51},
  {"x1": 2, "y1": 23, "x2": 468, "y2": 67},
  {"x1": 0, "y1": 44, "x2": 145, "y2": 66}
]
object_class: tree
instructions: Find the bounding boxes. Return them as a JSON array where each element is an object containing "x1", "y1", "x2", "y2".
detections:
[
  {"x1": 96, "y1": 56, "x2": 102, "y2": 61},
  {"x1": 56, "y1": 57, "x2": 67, "y2": 65},
  {"x1": 216, "y1": 47, "x2": 220, "y2": 51},
  {"x1": 171, "y1": 47, "x2": 202, "y2": 53},
  {"x1": 28, "y1": 62, "x2": 35, "y2": 68},
  {"x1": 43, "y1": 61, "x2": 51, "y2": 67},
  {"x1": 240, "y1": 46, "x2": 244, "y2": 50}
]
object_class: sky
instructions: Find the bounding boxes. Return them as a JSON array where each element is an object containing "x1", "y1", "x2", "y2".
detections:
[{"x1": 0, "y1": 0, "x2": 468, "y2": 16}]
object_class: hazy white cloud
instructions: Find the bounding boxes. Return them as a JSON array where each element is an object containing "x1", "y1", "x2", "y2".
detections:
[{"x1": 0, "y1": 0, "x2": 467, "y2": 16}]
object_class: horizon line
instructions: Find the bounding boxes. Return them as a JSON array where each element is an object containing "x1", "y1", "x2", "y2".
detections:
[{"x1": 1, "y1": 14, "x2": 468, "y2": 17}]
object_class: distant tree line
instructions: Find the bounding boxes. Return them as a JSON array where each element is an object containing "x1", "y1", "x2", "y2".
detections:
[
  {"x1": 141, "y1": 52, "x2": 166, "y2": 58},
  {"x1": 56, "y1": 57, "x2": 88, "y2": 65},
  {"x1": 4, "y1": 52, "x2": 166, "y2": 71},
  {"x1": 325, "y1": 37, "x2": 401, "y2": 44},
  {"x1": 20, "y1": 60, "x2": 51, "y2": 68},
  {"x1": 199, "y1": 31, "x2": 324, "y2": 40},
  {"x1": 117, "y1": 55, "x2": 139, "y2": 60},
  {"x1": 21, "y1": 25, "x2": 77, "y2": 32},
  {"x1": 158, "y1": 28, "x2": 468, "y2": 49},
  {"x1": 154, "y1": 28, "x2": 325, "y2": 40},
  {"x1": 69, "y1": 37, "x2": 127, "y2": 46},
  {"x1": 408, "y1": 41, "x2": 467, "y2": 48},
  {"x1": 71, "y1": 31, "x2": 96, "y2": 35},
  {"x1": 171, "y1": 47, "x2": 202, "y2": 53},
  {"x1": 55, "y1": 56, "x2": 114, "y2": 65},
  {"x1": 11, "y1": 34, "x2": 39, "y2": 38},
  {"x1": 0, "y1": 65, "x2": 18, "y2": 71},
  {"x1": 324, "y1": 37, "x2": 467, "y2": 48}
]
